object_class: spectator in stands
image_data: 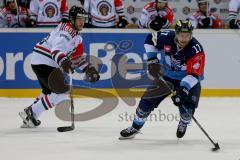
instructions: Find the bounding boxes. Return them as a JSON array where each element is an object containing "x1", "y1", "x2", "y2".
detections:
[
  {"x1": 188, "y1": 0, "x2": 222, "y2": 29},
  {"x1": 0, "y1": 0, "x2": 31, "y2": 27},
  {"x1": 19, "y1": 0, "x2": 31, "y2": 8},
  {"x1": 229, "y1": 0, "x2": 240, "y2": 29},
  {"x1": 137, "y1": 0, "x2": 174, "y2": 31},
  {"x1": 29, "y1": 0, "x2": 69, "y2": 27},
  {"x1": 83, "y1": 0, "x2": 128, "y2": 28}
]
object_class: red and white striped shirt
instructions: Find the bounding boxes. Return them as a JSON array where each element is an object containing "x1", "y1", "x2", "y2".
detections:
[
  {"x1": 188, "y1": 10, "x2": 222, "y2": 29},
  {"x1": 229, "y1": 0, "x2": 240, "y2": 28},
  {"x1": 84, "y1": 0, "x2": 126, "y2": 27},
  {"x1": 30, "y1": 0, "x2": 68, "y2": 27},
  {"x1": 31, "y1": 22, "x2": 86, "y2": 70},
  {"x1": 138, "y1": 2, "x2": 174, "y2": 29}
]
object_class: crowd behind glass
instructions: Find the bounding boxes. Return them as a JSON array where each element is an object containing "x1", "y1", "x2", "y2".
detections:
[{"x1": 0, "y1": 0, "x2": 239, "y2": 29}]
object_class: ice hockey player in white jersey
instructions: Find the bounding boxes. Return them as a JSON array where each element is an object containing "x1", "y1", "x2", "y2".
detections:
[
  {"x1": 19, "y1": 6, "x2": 100, "y2": 128},
  {"x1": 29, "y1": 0, "x2": 69, "y2": 27},
  {"x1": 188, "y1": 0, "x2": 222, "y2": 29},
  {"x1": 0, "y1": 0, "x2": 31, "y2": 27},
  {"x1": 229, "y1": 0, "x2": 240, "y2": 29},
  {"x1": 83, "y1": 0, "x2": 128, "y2": 28},
  {"x1": 138, "y1": 0, "x2": 174, "y2": 31}
]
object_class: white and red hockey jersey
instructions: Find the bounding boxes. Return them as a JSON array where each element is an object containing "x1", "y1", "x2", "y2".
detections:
[
  {"x1": 0, "y1": 6, "x2": 30, "y2": 27},
  {"x1": 30, "y1": 0, "x2": 68, "y2": 27},
  {"x1": 229, "y1": 0, "x2": 240, "y2": 27},
  {"x1": 31, "y1": 22, "x2": 87, "y2": 70},
  {"x1": 188, "y1": 11, "x2": 222, "y2": 29},
  {"x1": 138, "y1": 2, "x2": 174, "y2": 29},
  {"x1": 84, "y1": 0, "x2": 125, "y2": 27}
]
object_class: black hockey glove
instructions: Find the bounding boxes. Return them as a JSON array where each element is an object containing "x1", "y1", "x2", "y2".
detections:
[
  {"x1": 116, "y1": 16, "x2": 128, "y2": 28},
  {"x1": 198, "y1": 17, "x2": 211, "y2": 28},
  {"x1": 149, "y1": 16, "x2": 167, "y2": 31},
  {"x1": 171, "y1": 86, "x2": 189, "y2": 107},
  {"x1": 84, "y1": 64, "x2": 100, "y2": 83},
  {"x1": 147, "y1": 57, "x2": 162, "y2": 79},
  {"x1": 26, "y1": 19, "x2": 37, "y2": 27},
  {"x1": 61, "y1": 58, "x2": 74, "y2": 73},
  {"x1": 229, "y1": 19, "x2": 239, "y2": 29}
]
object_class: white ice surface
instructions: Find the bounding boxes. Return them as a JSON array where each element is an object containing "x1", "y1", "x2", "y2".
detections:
[{"x1": 0, "y1": 97, "x2": 240, "y2": 160}]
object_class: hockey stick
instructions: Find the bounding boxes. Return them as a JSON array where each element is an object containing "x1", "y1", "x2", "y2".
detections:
[
  {"x1": 57, "y1": 71, "x2": 75, "y2": 132},
  {"x1": 159, "y1": 77, "x2": 220, "y2": 151}
]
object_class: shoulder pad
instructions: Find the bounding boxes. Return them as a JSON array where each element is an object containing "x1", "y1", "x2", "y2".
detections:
[{"x1": 59, "y1": 23, "x2": 78, "y2": 38}]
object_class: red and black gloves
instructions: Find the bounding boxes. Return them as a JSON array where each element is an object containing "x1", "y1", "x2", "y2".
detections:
[
  {"x1": 83, "y1": 64, "x2": 100, "y2": 83},
  {"x1": 61, "y1": 59, "x2": 74, "y2": 73}
]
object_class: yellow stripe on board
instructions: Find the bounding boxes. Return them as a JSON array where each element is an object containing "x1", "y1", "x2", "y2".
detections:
[{"x1": 0, "y1": 89, "x2": 240, "y2": 98}]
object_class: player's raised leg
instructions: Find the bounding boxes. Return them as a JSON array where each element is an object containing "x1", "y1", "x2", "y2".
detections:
[{"x1": 119, "y1": 85, "x2": 169, "y2": 139}]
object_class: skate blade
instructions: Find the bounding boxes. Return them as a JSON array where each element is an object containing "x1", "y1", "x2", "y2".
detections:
[
  {"x1": 118, "y1": 134, "x2": 136, "y2": 140},
  {"x1": 20, "y1": 122, "x2": 36, "y2": 128},
  {"x1": 19, "y1": 112, "x2": 35, "y2": 128}
]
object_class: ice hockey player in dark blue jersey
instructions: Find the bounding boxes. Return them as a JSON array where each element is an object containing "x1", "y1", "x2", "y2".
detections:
[{"x1": 119, "y1": 20, "x2": 205, "y2": 139}]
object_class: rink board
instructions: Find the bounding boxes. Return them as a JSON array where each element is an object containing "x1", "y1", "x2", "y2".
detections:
[
  {"x1": 0, "y1": 89, "x2": 240, "y2": 98},
  {"x1": 0, "y1": 29, "x2": 240, "y2": 97}
]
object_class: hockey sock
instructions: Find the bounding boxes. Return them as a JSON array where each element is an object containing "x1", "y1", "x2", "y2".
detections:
[{"x1": 32, "y1": 95, "x2": 53, "y2": 119}]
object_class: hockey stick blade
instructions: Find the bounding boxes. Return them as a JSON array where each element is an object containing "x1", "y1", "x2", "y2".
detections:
[
  {"x1": 211, "y1": 143, "x2": 220, "y2": 152},
  {"x1": 57, "y1": 126, "x2": 74, "y2": 132},
  {"x1": 159, "y1": 77, "x2": 221, "y2": 151}
]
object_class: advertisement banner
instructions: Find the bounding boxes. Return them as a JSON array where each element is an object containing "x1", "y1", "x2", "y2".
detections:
[
  {"x1": 0, "y1": 30, "x2": 150, "y2": 89},
  {"x1": 1, "y1": 29, "x2": 240, "y2": 97}
]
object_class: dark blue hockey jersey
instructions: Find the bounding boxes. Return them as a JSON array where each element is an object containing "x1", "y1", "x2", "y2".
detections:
[{"x1": 144, "y1": 30, "x2": 205, "y2": 90}]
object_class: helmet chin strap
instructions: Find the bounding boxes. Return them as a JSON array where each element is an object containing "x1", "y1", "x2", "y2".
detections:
[{"x1": 71, "y1": 19, "x2": 79, "y2": 31}]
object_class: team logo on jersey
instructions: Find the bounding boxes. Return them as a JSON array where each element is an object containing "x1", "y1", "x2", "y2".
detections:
[
  {"x1": 97, "y1": 1, "x2": 112, "y2": 16},
  {"x1": 182, "y1": 6, "x2": 191, "y2": 15},
  {"x1": 164, "y1": 45, "x2": 171, "y2": 52},
  {"x1": 170, "y1": 57, "x2": 183, "y2": 71},
  {"x1": 43, "y1": 2, "x2": 59, "y2": 18},
  {"x1": 193, "y1": 62, "x2": 200, "y2": 70},
  {"x1": 127, "y1": 6, "x2": 135, "y2": 15}
]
